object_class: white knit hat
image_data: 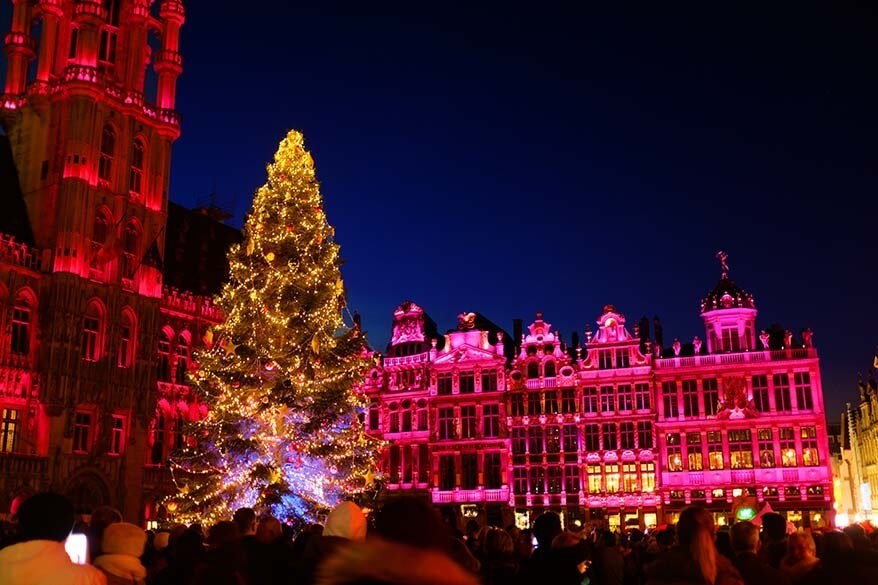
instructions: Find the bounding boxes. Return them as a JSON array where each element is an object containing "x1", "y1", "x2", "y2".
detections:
[{"x1": 102, "y1": 522, "x2": 147, "y2": 557}]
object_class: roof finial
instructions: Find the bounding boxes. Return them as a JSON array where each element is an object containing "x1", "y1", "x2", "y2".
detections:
[{"x1": 716, "y1": 250, "x2": 729, "y2": 279}]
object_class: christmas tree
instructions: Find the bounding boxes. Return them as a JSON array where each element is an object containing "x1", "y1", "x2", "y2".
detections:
[{"x1": 171, "y1": 130, "x2": 380, "y2": 526}]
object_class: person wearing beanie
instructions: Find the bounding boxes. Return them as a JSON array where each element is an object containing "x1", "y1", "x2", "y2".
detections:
[
  {"x1": 323, "y1": 501, "x2": 367, "y2": 541},
  {"x1": 297, "y1": 502, "x2": 368, "y2": 585},
  {"x1": 94, "y1": 522, "x2": 148, "y2": 585},
  {"x1": 0, "y1": 492, "x2": 106, "y2": 585}
]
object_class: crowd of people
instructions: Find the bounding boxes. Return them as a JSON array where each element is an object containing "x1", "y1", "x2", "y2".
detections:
[{"x1": 2, "y1": 492, "x2": 878, "y2": 585}]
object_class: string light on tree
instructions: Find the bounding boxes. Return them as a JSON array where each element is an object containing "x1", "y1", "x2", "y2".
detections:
[{"x1": 167, "y1": 130, "x2": 381, "y2": 527}]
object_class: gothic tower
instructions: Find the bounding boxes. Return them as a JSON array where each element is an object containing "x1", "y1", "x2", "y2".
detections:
[{"x1": 0, "y1": 0, "x2": 184, "y2": 520}]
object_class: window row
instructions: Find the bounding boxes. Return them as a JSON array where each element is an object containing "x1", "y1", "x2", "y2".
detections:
[
  {"x1": 436, "y1": 370, "x2": 500, "y2": 395},
  {"x1": 665, "y1": 427, "x2": 821, "y2": 471},
  {"x1": 511, "y1": 422, "x2": 654, "y2": 455},
  {"x1": 437, "y1": 405, "x2": 503, "y2": 440},
  {"x1": 72, "y1": 410, "x2": 127, "y2": 456},
  {"x1": 660, "y1": 373, "x2": 814, "y2": 419},
  {"x1": 98, "y1": 124, "x2": 146, "y2": 197},
  {"x1": 437, "y1": 452, "x2": 504, "y2": 490},
  {"x1": 512, "y1": 462, "x2": 656, "y2": 495},
  {"x1": 509, "y1": 384, "x2": 652, "y2": 416}
]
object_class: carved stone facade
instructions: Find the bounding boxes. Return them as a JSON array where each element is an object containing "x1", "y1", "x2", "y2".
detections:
[
  {"x1": 364, "y1": 271, "x2": 833, "y2": 530},
  {"x1": 844, "y1": 368, "x2": 878, "y2": 524},
  {"x1": 0, "y1": 1, "x2": 238, "y2": 523}
]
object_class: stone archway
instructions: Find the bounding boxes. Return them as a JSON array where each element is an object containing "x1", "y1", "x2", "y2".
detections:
[{"x1": 65, "y1": 472, "x2": 111, "y2": 515}]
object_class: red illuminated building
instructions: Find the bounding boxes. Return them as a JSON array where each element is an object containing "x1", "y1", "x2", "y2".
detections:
[
  {"x1": 0, "y1": 0, "x2": 238, "y2": 523},
  {"x1": 363, "y1": 261, "x2": 832, "y2": 530}
]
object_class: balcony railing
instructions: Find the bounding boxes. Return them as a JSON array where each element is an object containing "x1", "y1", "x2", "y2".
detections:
[
  {"x1": 383, "y1": 352, "x2": 430, "y2": 367},
  {"x1": 0, "y1": 454, "x2": 48, "y2": 478},
  {"x1": 655, "y1": 348, "x2": 815, "y2": 369},
  {"x1": 431, "y1": 487, "x2": 510, "y2": 504},
  {"x1": 0, "y1": 233, "x2": 44, "y2": 271}
]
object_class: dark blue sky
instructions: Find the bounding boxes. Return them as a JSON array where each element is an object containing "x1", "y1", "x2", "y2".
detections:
[{"x1": 8, "y1": 3, "x2": 878, "y2": 417}]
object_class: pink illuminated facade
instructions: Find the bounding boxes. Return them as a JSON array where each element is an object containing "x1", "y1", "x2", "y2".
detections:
[
  {"x1": 0, "y1": 1, "x2": 239, "y2": 523},
  {"x1": 364, "y1": 264, "x2": 833, "y2": 530}
]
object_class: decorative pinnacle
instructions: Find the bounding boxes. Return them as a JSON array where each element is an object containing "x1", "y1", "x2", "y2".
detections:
[{"x1": 716, "y1": 250, "x2": 729, "y2": 279}]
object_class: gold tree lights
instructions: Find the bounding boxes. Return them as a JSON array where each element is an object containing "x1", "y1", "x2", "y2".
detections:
[{"x1": 170, "y1": 130, "x2": 381, "y2": 526}]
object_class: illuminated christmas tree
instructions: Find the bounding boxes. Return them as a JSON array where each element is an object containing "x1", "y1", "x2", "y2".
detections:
[{"x1": 171, "y1": 130, "x2": 380, "y2": 526}]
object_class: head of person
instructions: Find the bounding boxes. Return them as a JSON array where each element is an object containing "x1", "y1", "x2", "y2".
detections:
[
  {"x1": 821, "y1": 531, "x2": 853, "y2": 559},
  {"x1": 256, "y1": 515, "x2": 283, "y2": 544},
  {"x1": 323, "y1": 501, "x2": 367, "y2": 542},
  {"x1": 787, "y1": 532, "x2": 817, "y2": 563},
  {"x1": 465, "y1": 519, "x2": 480, "y2": 537},
  {"x1": 533, "y1": 511, "x2": 563, "y2": 549},
  {"x1": 761, "y1": 513, "x2": 786, "y2": 543},
  {"x1": 483, "y1": 527, "x2": 514, "y2": 557},
  {"x1": 677, "y1": 507, "x2": 718, "y2": 585},
  {"x1": 730, "y1": 521, "x2": 759, "y2": 554},
  {"x1": 17, "y1": 492, "x2": 76, "y2": 542},
  {"x1": 208, "y1": 520, "x2": 241, "y2": 549},
  {"x1": 601, "y1": 530, "x2": 617, "y2": 548},
  {"x1": 232, "y1": 507, "x2": 256, "y2": 536},
  {"x1": 90, "y1": 506, "x2": 123, "y2": 530},
  {"x1": 656, "y1": 528, "x2": 675, "y2": 549},
  {"x1": 842, "y1": 524, "x2": 867, "y2": 545},
  {"x1": 373, "y1": 496, "x2": 447, "y2": 551},
  {"x1": 102, "y1": 522, "x2": 148, "y2": 560}
]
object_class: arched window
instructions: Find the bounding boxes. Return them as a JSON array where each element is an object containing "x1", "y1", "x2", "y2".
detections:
[
  {"x1": 10, "y1": 291, "x2": 34, "y2": 356},
  {"x1": 89, "y1": 210, "x2": 111, "y2": 270},
  {"x1": 174, "y1": 333, "x2": 189, "y2": 384},
  {"x1": 98, "y1": 125, "x2": 115, "y2": 182},
  {"x1": 544, "y1": 360, "x2": 556, "y2": 378},
  {"x1": 82, "y1": 301, "x2": 104, "y2": 361},
  {"x1": 104, "y1": 0, "x2": 121, "y2": 26},
  {"x1": 527, "y1": 361, "x2": 539, "y2": 380},
  {"x1": 121, "y1": 222, "x2": 140, "y2": 279},
  {"x1": 157, "y1": 329, "x2": 172, "y2": 381},
  {"x1": 129, "y1": 139, "x2": 144, "y2": 195},
  {"x1": 118, "y1": 309, "x2": 135, "y2": 368}
]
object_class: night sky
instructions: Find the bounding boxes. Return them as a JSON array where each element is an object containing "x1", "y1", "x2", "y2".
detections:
[{"x1": 6, "y1": 3, "x2": 877, "y2": 418}]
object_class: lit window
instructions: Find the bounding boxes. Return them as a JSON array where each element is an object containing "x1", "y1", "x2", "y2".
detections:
[
  {"x1": 605, "y1": 463, "x2": 620, "y2": 493},
  {"x1": 0, "y1": 408, "x2": 20, "y2": 453},
  {"x1": 801, "y1": 426, "x2": 819, "y2": 466},
  {"x1": 109, "y1": 416, "x2": 125, "y2": 455},
  {"x1": 622, "y1": 463, "x2": 638, "y2": 492},
  {"x1": 546, "y1": 425, "x2": 561, "y2": 454},
  {"x1": 73, "y1": 411, "x2": 92, "y2": 453},
  {"x1": 780, "y1": 427, "x2": 796, "y2": 467},
  {"x1": 729, "y1": 429, "x2": 754, "y2": 469},
  {"x1": 587, "y1": 464, "x2": 602, "y2": 494},
  {"x1": 640, "y1": 462, "x2": 655, "y2": 492},
  {"x1": 687, "y1": 432, "x2": 703, "y2": 471},
  {"x1": 758, "y1": 428, "x2": 775, "y2": 467}
]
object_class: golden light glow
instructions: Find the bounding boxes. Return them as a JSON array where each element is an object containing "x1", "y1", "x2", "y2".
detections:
[{"x1": 166, "y1": 130, "x2": 382, "y2": 525}]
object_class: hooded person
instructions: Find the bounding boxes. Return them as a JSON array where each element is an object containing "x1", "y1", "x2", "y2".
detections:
[
  {"x1": 297, "y1": 501, "x2": 368, "y2": 585},
  {"x1": 94, "y1": 522, "x2": 148, "y2": 585},
  {"x1": 0, "y1": 492, "x2": 107, "y2": 585}
]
